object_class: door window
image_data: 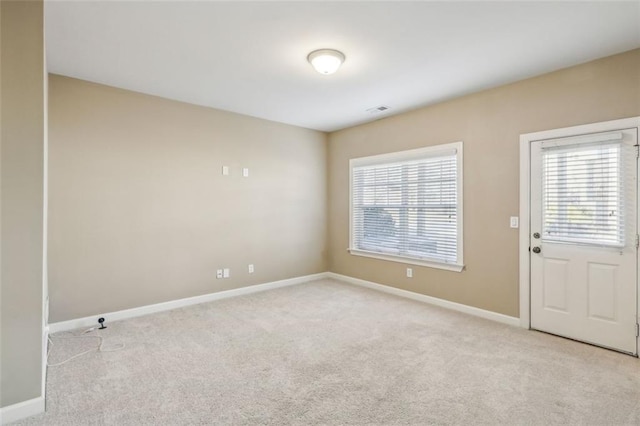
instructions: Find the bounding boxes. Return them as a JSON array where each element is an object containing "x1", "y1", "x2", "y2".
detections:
[{"x1": 541, "y1": 134, "x2": 631, "y2": 247}]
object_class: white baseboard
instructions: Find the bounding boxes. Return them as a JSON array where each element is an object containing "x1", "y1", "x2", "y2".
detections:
[
  {"x1": 49, "y1": 271, "x2": 520, "y2": 333},
  {"x1": 49, "y1": 273, "x2": 329, "y2": 334},
  {"x1": 0, "y1": 396, "x2": 44, "y2": 425},
  {"x1": 328, "y1": 272, "x2": 521, "y2": 327}
]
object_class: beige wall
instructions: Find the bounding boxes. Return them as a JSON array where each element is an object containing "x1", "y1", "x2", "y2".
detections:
[
  {"x1": 49, "y1": 49, "x2": 640, "y2": 323},
  {"x1": 328, "y1": 49, "x2": 640, "y2": 317},
  {"x1": 48, "y1": 75, "x2": 327, "y2": 322},
  {"x1": 0, "y1": 0, "x2": 45, "y2": 408}
]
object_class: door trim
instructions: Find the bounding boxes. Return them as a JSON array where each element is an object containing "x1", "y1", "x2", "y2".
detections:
[{"x1": 519, "y1": 117, "x2": 640, "y2": 338}]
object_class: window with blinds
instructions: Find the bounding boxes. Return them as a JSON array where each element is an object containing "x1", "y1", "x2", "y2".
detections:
[
  {"x1": 349, "y1": 143, "x2": 463, "y2": 270},
  {"x1": 541, "y1": 134, "x2": 630, "y2": 247}
]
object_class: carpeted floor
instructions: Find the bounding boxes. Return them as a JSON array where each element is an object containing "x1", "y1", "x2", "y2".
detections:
[{"x1": 15, "y1": 278, "x2": 640, "y2": 425}]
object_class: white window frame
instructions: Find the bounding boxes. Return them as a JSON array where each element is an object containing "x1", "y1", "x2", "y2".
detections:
[{"x1": 348, "y1": 142, "x2": 464, "y2": 272}]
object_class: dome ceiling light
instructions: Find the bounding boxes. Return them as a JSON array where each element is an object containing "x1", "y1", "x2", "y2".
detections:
[{"x1": 307, "y1": 49, "x2": 345, "y2": 75}]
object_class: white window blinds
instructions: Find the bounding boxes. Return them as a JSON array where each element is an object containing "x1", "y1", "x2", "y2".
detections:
[
  {"x1": 350, "y1": 145, "x2": 462, "y2": 266},
  {"x1": 541, "y1": 133, "x2": 630, "y2": 247}
]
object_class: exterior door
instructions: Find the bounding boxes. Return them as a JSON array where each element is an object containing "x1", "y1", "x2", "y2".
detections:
[{"x1": 530, "y1": 128, "x2": 638, "y2": 355}]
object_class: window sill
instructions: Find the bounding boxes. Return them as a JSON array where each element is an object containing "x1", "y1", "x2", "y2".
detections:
[{"x1": 348, "y1": 248, "x2": 465, "y2": 272}]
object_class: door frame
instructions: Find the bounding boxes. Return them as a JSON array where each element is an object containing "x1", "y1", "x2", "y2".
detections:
[{"x1": 519, "y1": 117, "x2": 640, "y2": 340}]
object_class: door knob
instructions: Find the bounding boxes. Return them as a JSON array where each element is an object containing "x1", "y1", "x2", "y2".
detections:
[{"x1": 532, "y1": 246, "x2": 541, "y2": 254}]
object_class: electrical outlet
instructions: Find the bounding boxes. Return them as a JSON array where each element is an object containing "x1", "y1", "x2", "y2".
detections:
[
  {"x1": 248, "y1": 264, "x2": 254, "y2": 274},
  {"x1": 216, "y1": 269, "x2": 223, "y2": 279},
  {"x1": 406, "y1": 268, "x2": 413, "y2": 278},
  {"x1": 223, "y1": 268, "x2": 230, "y2": 278},
  {"x1": 242, "y1": 168, "x2": 249, "y2": 177}
]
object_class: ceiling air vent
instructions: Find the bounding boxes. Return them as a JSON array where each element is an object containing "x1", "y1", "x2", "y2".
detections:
[{"x1": 366, "y1": 105, "x2": 391, "y2": 114}]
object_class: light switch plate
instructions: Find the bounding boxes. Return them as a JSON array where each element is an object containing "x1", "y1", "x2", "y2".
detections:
[
  {"x1": 242, "y1": 168, "x2": 249, "y2": 177},
  {"x1": 223, "y1": 268, "x2": 230, "y2": 278},
  {"x1": 248, "y1": 264, "x2": 254, "y2": 273},
  {"x1": 510, "y1": 216, "x2": 519, "y2": 228},
  {"x1": 222, "y1": 166, "x2": 229, "y2": 176}
]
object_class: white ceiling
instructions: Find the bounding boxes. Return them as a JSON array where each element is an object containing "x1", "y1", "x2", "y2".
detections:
[{"x1": 45, "y1": 1, "x2": 640, "y2": 132}]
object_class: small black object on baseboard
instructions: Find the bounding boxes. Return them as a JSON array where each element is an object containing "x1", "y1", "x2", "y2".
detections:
[{"x1": 98, "y1": 317, "x2": 107, "y2": 329}]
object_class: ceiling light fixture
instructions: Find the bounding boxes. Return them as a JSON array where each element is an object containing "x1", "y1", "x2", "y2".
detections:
[{"x1": 307, "y1": 49, "x2": 345, "y2": 75}]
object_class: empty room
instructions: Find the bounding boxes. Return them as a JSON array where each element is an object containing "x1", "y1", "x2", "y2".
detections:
[{"x1": 2, "y1": 0, "x2": 640, "y2": 424}]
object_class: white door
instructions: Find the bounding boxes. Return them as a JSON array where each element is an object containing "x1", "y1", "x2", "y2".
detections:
[{"x1": 530, "y1": 128, "x2": 638, "y2": 355}]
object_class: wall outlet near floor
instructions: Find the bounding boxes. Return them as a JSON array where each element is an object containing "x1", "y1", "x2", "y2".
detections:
[
  {"x1": 406, "y1": 268, "x2": 413, "y2": 278},
  {"x1": 248, "y1": 264, "x2": 254, "y2": 274},
  {"x1": 223, "y1": 268, "x2": 230, "y2": 278},
  {"x1": 216, "y1": 269, "x2": 223, "y2": 279}
]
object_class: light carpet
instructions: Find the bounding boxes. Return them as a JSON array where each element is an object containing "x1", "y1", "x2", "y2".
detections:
[{"x1": 15, "y1": 278, "x2": 640, "y2": 425}]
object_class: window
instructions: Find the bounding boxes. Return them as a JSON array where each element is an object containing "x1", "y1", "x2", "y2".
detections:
[
  {"x1": 541, "y1": 132, "x2": 630, "y2": 247},
  {"x1": 349, "y1": 142, "x2": 463, "y2": 272}
]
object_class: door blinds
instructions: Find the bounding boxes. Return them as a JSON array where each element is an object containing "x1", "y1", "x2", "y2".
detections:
[
  {"x1": 541, "y1": 132, "x2": 630, "y2": 247},
  {"x1": 351, "y1": 151, "x2": 458, "y2": 264}
]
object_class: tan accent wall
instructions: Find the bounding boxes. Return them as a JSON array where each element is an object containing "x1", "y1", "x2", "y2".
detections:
[
  {"x1": 328, "y1": 49, "x2": 640, "y2": 317},
  {"x1": 48, "y1": 75, "x2": 327, "y2": 322},
  {"x1": 0, "y1": 0, "x2": 45, "y2": 408}
]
